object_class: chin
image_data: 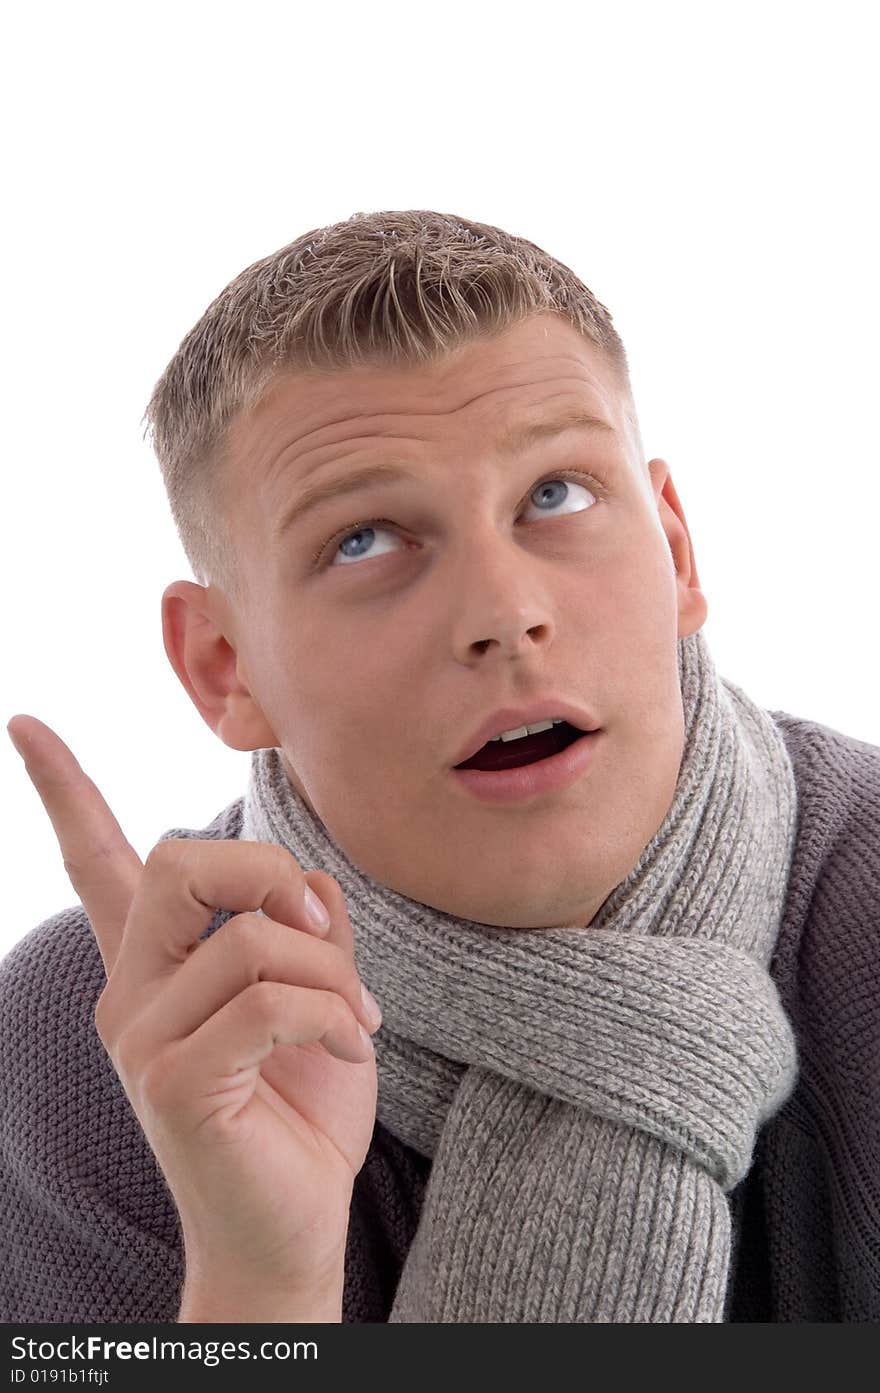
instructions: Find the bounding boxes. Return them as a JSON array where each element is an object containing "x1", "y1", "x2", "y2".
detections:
[{"x1": 426, "y1": 884, "x2": 600, "y2": 931}]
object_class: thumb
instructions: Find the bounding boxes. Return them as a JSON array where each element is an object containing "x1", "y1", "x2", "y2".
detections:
[
  {"x1": 303, "y1": 870, "x2": 357, "y2": 963},
  {"x1": 306, "y1": 871, "x2": 381, "y2": 1026}
]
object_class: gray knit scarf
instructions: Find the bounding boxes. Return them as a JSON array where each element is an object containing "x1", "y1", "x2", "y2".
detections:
[{"x1": 241, "y1": 629, "x2": 799, "y2": 1322}]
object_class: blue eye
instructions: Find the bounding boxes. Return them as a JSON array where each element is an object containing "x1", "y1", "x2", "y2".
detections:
[
  {"x1": 322, "y1": 473, "x2": 600, "y2": 569},
  {"x1": 337, "y1": 526, "x2": 391, "y2": 563},
  {"x1": 530, "y1": 478, "x2": 585, "y2": 513}
]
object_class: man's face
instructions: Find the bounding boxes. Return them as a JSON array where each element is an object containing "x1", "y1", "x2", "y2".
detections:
[{"x1": 181, "y1": 313, "x2": 707, "y2": 928}]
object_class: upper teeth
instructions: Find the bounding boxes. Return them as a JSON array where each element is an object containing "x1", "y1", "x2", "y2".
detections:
[{"x1": 490, "y1": 718, "x2": 565, "y2": 742}]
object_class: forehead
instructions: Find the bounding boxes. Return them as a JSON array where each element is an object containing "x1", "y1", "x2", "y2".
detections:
[{"x1": 228, "y1": 314, "x2": 626, "y2": 469}]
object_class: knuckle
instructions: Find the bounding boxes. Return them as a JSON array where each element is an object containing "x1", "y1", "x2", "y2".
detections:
[
  {"x1": 323, "y1": 987, "x2": 355, "y2": 1034},
  {"x1": 140, "y1": 1048, "x2": 180, "y2": 1108},
  {"x1": 113, "y1": 1025, "x2": 145, "y2": 1081},
  {"x1": 225, "y1": 910, "x2": 264, "y2": 956},
  {"x1": 314, "y1": 941, "x2": 356, "y2": 1001},
  {"x1": 270, "y1": 842, "x2": 301, "y2": 875},
  {"x1": 274, "y1": 843, "x2": 314, "y2": 902},
  {"x1": 243, "y1": 979, "x2": 287, "y2": 1025},
  {"x1": 280, "y1": 847, "x2": 309, "y2": 895},
  {"x1": 144, "y1": 838, "x2": 189, "y2": 875},
  {"x1": 63, "y1": 831, "x2": 127, "y2": 879}
]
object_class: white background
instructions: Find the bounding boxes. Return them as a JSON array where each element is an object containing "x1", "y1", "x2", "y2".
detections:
[{"x1": 2, "y1": 1, "x2": 877, "y2": 960}]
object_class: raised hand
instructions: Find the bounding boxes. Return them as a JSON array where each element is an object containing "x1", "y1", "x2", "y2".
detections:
[{"x1": 6, "y1": 714, "x2": 380, "y2": 1321}]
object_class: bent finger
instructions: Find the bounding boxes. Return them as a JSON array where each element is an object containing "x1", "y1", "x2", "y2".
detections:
[{"x1": 150, "y1": 982, "x2": 375, "y2": 1119}]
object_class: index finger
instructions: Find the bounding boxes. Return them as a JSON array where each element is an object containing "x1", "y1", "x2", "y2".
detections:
[{"x1": 7, "y1": 713, "x2": 143, "y2": 975}]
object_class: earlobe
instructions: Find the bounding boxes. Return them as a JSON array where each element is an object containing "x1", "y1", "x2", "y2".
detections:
[
  {"x1": 160, "y1": 581, "x2": 279, "y2": 751},
  {"x1": 646, "y1": 461, "x2": 709, "y2": 638}
]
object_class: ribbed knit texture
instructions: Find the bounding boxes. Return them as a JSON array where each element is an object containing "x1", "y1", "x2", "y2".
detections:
[
  {"x1": 241, "y1": 628, "x2": 800, "y2": 1322},
  {"x1": 1, "y1": 703, "x2": 878, "y2": 1322}
]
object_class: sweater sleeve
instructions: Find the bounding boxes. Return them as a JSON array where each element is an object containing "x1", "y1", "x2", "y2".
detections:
[
  {"x1": 0, "y1": 905, "x2": 185, "y2": 1323},
  {"x1": 0, "y1": 798, "x2": 249, "y2": 1323},
  {"x1": 0, "y1": 901, "x2": 431, "y2": 1325},
  {"x1": 726, "y1": 712, "x2": 880, "y2": 1320}
]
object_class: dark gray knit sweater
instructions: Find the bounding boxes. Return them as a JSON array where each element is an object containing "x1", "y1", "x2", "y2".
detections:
[{"x1": 1, "y1": 710, "x2": 878, "y2": 1323}]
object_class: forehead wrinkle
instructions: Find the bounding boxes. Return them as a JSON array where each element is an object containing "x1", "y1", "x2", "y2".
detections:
[
  {"x1": 254, "y1": 359, "x2": 617, "y2": 478},
  {"x1": 496, "y1": 406, "x2": 616, "y2": 455},
  {"x1": 270, "y1": 407, "x2": 619, "y2": 541}
]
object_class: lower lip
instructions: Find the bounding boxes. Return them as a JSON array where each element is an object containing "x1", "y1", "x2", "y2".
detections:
[{"x1": 450, "y1": 730, "x2": 601, "y2": 804}]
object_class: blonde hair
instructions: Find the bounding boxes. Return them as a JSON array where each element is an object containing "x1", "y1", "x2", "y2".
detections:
[{"x1": 143, "y1": 209, "x2": 635, "y2": 602}]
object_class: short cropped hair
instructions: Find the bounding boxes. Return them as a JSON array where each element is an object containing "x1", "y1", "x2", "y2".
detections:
[{"x1": 143, "y1": 209, "x2": 634, "y2": 602}]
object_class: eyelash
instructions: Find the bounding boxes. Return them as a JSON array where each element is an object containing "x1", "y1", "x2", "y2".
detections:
[{"x1": 308, "y1": 468, "x2": 608, "y2": 570}]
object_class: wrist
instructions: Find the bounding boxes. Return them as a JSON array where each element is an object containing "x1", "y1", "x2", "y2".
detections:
[{"x1": 178, "y1": 1254, "x2": 346, "y2": 1323}]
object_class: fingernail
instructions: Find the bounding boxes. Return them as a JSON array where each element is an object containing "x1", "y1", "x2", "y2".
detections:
[
  {"x1": 361, "y1": 982, "x2": 382, "y2": 1031},
  {"x1": 304, "y1": 885, "x2": 331, "y2": 931}
]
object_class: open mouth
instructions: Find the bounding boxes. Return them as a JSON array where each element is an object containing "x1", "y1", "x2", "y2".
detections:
[{"x1": 454, "y1": 721, "x2": 589, "y2": 772}]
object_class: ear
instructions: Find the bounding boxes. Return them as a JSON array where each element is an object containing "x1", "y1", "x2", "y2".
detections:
[
  {"x1": 646, "y1": 459, "x2": 709, "y2": 639},
  {"x1": 160, "y1": 581, "x2": 280, "y2": 752}
]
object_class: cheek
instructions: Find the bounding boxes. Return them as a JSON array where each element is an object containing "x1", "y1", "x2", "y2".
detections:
[
  {"x1": 286, "y1": 684, "x2": 399, "y2": 795},
  {"x1": 594, "y1": 578, "x2": 683, "y2": 743},
  {"x1": 609, "y1": 524, "x2": 677, "y2": 611},
  {"x1": 260, "y1": 603, "x2": 408, "y2": 767}
]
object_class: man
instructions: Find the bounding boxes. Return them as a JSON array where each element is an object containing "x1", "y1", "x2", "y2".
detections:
[{"x1": 2, "y1": 210, "x2": 877, "y2": 1323}]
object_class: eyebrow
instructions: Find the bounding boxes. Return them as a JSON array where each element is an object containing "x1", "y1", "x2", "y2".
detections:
[{"x1": 273, "y1": 408, "x2": 616, "y2": 539}]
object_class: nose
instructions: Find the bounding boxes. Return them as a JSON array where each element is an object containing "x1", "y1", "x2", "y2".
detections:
[{"x1": 449, "y1": 533, "x2": 556, "y2": 664}]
